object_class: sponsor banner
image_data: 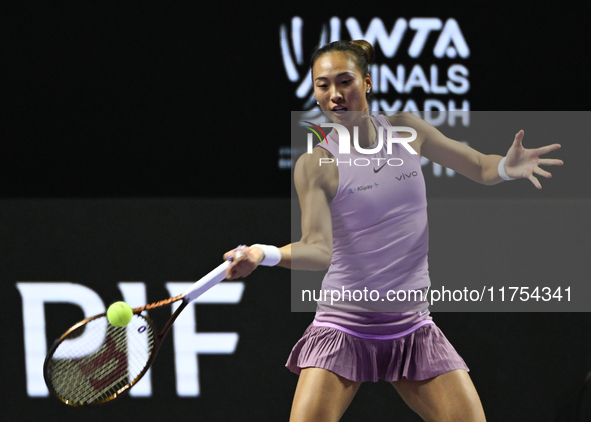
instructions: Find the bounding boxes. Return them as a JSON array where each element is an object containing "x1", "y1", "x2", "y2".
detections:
[
  {"x1": 280, "y1": 16, "x2": 470, "y2": 111},
  {"x1": 1, "y1": 198, "x2": 296, "y2": 420},
  {"x1": 279, "y1": 15, "x2": 471, "y2": 171}
]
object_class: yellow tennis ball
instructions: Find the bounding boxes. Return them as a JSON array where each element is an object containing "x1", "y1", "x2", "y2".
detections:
[{"x1": 107, "y1": 301, "x2": 133, "y2": 327}]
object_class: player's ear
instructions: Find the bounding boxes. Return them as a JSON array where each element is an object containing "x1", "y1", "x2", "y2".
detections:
[{"x1": 364, "y1": 74, "x2": 372, "y2": 93}]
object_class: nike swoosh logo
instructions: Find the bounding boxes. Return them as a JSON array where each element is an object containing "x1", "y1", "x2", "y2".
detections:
[{"x1": 373, "y1": 163, "x2": 387, "y2": 173}]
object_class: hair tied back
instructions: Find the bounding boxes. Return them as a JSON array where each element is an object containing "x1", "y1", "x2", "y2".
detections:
[{"x1": 350, "y1": 40, "x2": 374, "y2": 64}]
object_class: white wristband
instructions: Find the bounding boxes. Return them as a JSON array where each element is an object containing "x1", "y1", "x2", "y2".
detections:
[
  {"x1": 250, "y1": 244, "x2": 282, "y2": 267},
  {"x1": 498, "y1": 157, "x2": 515, "y2": 181}
]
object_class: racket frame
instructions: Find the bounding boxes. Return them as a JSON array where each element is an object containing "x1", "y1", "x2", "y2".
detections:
[{"x1": 43, "y1": 261, "x2": 230, "y2": 406}]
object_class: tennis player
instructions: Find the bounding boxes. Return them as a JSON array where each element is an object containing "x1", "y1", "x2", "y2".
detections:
[{"x1": 224, "y1": 40, "x2": 563, "y2": 422}]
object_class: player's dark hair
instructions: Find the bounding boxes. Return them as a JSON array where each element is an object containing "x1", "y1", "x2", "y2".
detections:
[{"x1": 310, "y1": 40, "x2": 374, "y2": 78}]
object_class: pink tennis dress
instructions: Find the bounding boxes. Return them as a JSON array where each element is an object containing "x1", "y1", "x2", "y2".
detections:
[{"x1": 286, "y1": 114, "x2": 468, "y2": 382}]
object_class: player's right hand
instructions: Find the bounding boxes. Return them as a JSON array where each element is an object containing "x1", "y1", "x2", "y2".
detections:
[{"x1": 223, "y1": 245, "x2": 263, "y2": 279}]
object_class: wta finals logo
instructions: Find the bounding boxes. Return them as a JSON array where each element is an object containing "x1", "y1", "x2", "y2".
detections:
[{"x1": 280, "y1": 16, "x2": 471, "y2": 114}]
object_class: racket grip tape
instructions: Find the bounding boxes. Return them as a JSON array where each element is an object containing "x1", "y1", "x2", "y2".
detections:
[{"x1": 182, "y1": 261, "x2": 231, "y2": 302}]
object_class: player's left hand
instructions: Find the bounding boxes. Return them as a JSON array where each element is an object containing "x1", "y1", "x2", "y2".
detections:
[{"x1": 504, "y1": 130, "x2": 564, "y2": 189}]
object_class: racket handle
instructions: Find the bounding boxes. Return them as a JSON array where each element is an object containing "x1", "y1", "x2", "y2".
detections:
[{"x1": 182, "y1": 261, "x2": 231, "y2": 302}]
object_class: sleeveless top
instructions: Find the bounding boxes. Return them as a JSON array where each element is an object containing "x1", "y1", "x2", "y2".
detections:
[{"x1": 312, "y1": 114, "x2": 433, "y2": 338}]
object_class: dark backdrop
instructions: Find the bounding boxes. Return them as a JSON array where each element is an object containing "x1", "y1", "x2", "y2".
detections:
[
  {"x1": 2, "y1": 1, "x2": 590, "y2": 198},
  {"x1": 2, "y1": 1, "x2": 591, "y2": 421}
]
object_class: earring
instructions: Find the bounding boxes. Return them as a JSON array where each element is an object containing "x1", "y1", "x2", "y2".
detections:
[
  {"x1": 366, "y1": 90, "x2": 370, "y2": 93},
  {"x1": 316, "y1": 101, "x2": 319, "y2": 105}
]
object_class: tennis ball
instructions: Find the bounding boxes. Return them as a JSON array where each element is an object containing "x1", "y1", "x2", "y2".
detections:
[{"x1": 107, "y1": 301, "x2": 133, "y2": 327}]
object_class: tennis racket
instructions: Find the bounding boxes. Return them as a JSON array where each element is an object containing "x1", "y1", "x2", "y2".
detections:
[{"x1": 43, "y1": 260, "x2": 231, "y2": 406}]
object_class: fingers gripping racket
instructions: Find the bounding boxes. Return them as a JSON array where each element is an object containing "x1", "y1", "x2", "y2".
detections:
[{"x1": 43, "y1": 261, "x2": 231, "y2": 406}]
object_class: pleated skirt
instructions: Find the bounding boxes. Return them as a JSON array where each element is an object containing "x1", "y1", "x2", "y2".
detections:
[{"x1": 285, "y1": 323, "x2": 469, "y2": 382}]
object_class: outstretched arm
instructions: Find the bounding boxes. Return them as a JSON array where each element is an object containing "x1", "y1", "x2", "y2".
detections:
[{"x1": 389, "y1": 113, "x2": 563, "y2": 187}]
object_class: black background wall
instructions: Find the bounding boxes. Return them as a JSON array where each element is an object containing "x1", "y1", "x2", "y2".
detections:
[
  {"x1": 3, "y1": 1, "x2": 590, "y2": 198},
  {"x1": 2, "y1": 1, "x2": 591, "y2": 421}
]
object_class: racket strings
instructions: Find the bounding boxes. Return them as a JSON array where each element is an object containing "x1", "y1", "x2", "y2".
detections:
[{"x1": 46, "y1": 315, "x2": 155, "y2": 405}]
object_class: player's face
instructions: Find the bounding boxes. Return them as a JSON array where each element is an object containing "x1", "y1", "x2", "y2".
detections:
[{"x1": 312, "y1": 52, "x2": 372, "y2": 123}]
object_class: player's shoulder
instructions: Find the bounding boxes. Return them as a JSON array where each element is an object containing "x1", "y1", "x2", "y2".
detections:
[
  {"x1": 385, "y1": 112, "x2": 426, "y2": 127},
  {"x1": 295, "y1": 146, "x2": 333, "y2": 172},
  {"x1": 385, "y1": 113, "x2": 434, "y2": 144},
  {"x1": 294, "y1": 146, "x2": 336, "y2": 188}
]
